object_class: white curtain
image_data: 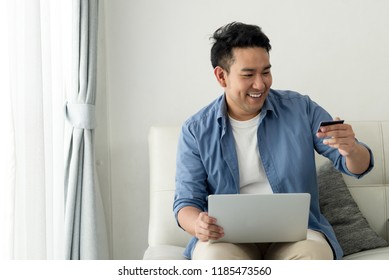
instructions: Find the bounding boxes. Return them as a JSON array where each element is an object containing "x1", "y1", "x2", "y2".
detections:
[{"x1": 0, "y1": 0, "x2": 71, "y2": 259}]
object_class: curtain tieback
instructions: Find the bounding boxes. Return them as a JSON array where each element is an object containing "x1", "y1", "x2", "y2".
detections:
[{"x1": 64, "y1": 102, "x2": 96, "y2": 129}]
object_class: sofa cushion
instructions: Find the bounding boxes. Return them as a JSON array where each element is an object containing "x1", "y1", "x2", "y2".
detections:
[
  {"x1": 143, "y1": 245, "x2": 186, "y2": 260},
  {"x1": 317, "y1": 162, "x2": 388, "y2": 256},
  {"x1": 342, "y1": 246, "x2": 389, "y2": 260}
]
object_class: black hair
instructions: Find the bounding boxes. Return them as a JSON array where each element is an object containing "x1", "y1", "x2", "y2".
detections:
[{"x1": 210, "y1": 22, "x2": 271, "y2": 71}]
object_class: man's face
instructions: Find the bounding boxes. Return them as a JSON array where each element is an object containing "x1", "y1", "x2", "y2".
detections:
[{"x1": 214, "y1": 47, "x2": 272, "y2": 121}]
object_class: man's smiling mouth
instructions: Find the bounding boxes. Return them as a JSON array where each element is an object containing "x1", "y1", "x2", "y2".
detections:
[{"x1": 248, "y1": 92, "x2": 263, "y2": 98}]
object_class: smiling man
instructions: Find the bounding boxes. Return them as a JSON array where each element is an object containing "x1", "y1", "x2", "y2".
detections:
[
  {"x1": 173, "y1": 22, "x2": 373, "y2": 260},
  {"x1": 215, "y1": 47, "x2": 272, "y2": 121}
]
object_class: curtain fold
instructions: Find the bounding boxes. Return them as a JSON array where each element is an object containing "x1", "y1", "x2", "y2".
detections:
[{"x1": 64, "y1": 0, "x2": 109, "y2": 259}]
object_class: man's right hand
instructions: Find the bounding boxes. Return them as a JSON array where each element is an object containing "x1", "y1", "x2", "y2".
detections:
[
  {"x1": 177, "y1": 206, "x2": 224, "y2": 242},
  {"x1": 194, "y1": 212, "x2": 224, "y2": 242}
]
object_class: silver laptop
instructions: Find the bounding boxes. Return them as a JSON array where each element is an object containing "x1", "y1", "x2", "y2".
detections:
[{"x1": 208, "y1": 193, "x2": 310, "y2": 243}]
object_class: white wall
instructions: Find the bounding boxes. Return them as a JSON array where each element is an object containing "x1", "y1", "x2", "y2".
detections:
[
  {"x1": 99, "y1": 0, "x2": 389, "y2": 259},
  {"x1": 95, "y1": 3, "x2": 113, "y2": 259}
]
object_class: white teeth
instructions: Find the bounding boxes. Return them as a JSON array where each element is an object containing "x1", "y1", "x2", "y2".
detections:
[{"x1": 248, "y1": 93, "x2": 262, "y2": 98}]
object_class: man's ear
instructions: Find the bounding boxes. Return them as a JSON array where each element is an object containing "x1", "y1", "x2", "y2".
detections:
[{"x1": 214, "y1": 66, "x2": 227, "y2": 87}]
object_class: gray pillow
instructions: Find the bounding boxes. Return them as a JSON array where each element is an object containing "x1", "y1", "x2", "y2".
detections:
[{"x1": 317, "y1": 162, "x2": 388, "y2": 256}]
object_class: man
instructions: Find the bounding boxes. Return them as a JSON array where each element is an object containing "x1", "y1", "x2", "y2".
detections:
[{"x1": 173, "y1": 22, "x2": 373, "y2": 260}]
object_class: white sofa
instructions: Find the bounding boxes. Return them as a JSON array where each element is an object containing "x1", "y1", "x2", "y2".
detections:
[{"x1": 143, "y1": 122, "x2": 389, "y2": 260}]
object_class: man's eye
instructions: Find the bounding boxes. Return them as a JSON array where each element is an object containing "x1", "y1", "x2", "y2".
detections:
[{"x1": 242, "y1": 74, "x2": 253, "y2": 77}]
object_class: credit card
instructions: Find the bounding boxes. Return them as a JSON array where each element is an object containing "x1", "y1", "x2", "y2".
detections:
[{"x1": 317, "y1": 120, "x2": 344, "y2": 132}]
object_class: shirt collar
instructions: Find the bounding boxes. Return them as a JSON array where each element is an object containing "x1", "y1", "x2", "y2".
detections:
[
  {"x1": 261, "y1": 91, "x2": 279, "y2": 119},
  {"x1": 217, "y1": 91, "x2": 279, "y2": 128},
  {"x1": 216, "y1": 94, "x2": 228, "y2": 128}
]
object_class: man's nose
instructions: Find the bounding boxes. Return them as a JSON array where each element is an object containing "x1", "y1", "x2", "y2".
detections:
[{"x1": 253, "y1": 75, "x2": 265, "y2": 90}]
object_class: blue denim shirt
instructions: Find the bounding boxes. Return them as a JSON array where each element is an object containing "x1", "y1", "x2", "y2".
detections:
[{"x1": 173, "y1": 89, "x2": 374, "y2": 260}]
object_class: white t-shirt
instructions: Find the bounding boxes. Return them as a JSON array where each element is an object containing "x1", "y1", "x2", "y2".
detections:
[{"x1": 229, "y1": 114, "x2": 273, "y2": 194}]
